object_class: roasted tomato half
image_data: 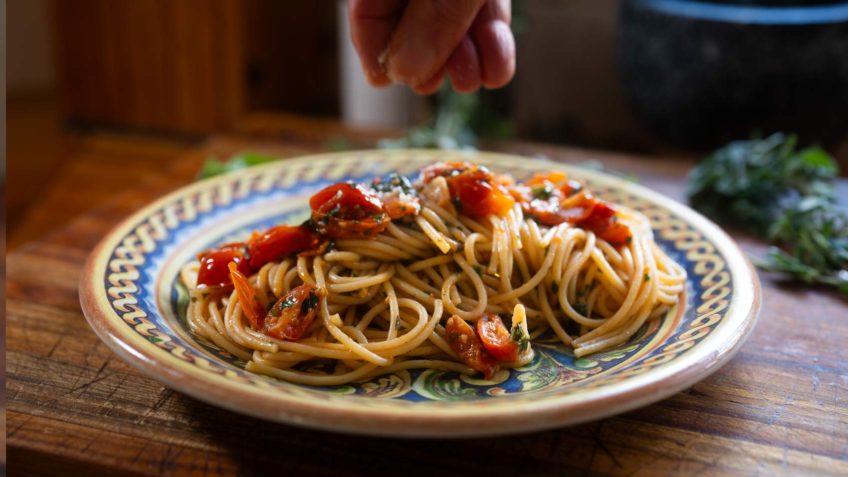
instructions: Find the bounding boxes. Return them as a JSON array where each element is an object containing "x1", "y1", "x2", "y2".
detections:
[
  {"x1": 264, "y1": 284, "x2": 324, "y2": 341},
  {"x1": 476, "y1": 314, "x2": 520, "y2": 362},
  {"x1": 421, "y1": 162, "x2": 515, "y2": 219},
  {"x1": 576, "y1": 201, "x2": 632, "y2": 246},
  {"x1": 445, "y1": 316, "x2": 499, "y2": 379},
  {"x1": 196, "y1": 242, "x2": 251, "y2": 289},
  {"x1": 247, "y1": 225, "x2": 320, "y2": 270},
  {"x1": 309, "y1": 183, "x2": 390, "y2": 239}
]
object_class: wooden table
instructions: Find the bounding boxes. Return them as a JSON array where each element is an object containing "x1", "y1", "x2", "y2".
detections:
[{"x1": 7, "y1": 129, "x2": 848, "y2": 476}]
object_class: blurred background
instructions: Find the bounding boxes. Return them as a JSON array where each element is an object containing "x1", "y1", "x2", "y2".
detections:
[{"x1": 7, "y1": 0, "x2": 848, "y2": 247}]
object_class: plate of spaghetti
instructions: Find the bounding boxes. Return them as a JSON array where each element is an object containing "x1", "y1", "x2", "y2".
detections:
[{"x1": 80, "y1": 150, "x2": 760, "y2": 437}]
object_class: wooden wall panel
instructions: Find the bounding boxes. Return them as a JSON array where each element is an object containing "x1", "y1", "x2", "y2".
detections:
[{"x1": 50, "y1": 0, "x2": 244, "y2": 134}]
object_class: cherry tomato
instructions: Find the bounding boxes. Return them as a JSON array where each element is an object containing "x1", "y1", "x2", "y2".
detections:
[
  {"x1": 227, "y1": 262, "x2": 266, "y2": 330},
  {"x1": 447, "y1": 170, "x2": 515, "y2": 219},
  {"x1": 247, "y1": 225, "x2": 320, "y2": 270},
  {"x1": 264, "y1": 284, "x2": 323, "y2": 341},
  {"x1": 598, "y1": 221, "x2": 632, "y2": 246},
  {"x1": 309, "y1": 183, "x2": 389, "y2": 239},
  {"x1": 476, "y1": 314, "x2": 520, "y2": 362},
  {"x1": 526, "y1": 191, "x2": 595, "y2": 226},
  {"x1": 577, "y1": 202, "x2": 632, "y2": 246},
  {"x1": 445, "y1": 316, "x2": 499, "y2": 379},
  {"x1": 196, "y1": 243, "x2": 250, "y2": 289}
]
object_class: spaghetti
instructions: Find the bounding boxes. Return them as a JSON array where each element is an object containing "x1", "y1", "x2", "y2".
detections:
[{"x1": 181, "y1": 162, "x2": 686, "y2": 386}]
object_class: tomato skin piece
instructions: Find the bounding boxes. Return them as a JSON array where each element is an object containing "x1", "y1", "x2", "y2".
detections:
[
  {"x1": 476, "y1": 314, "x2": 520, "y2": 362},
  {"x1": 247, "y1": 225, "x2": 320, "y2": 270},
  {"x1": 420, "y1": 161, "x2": 475, "y2": 183},
  {"x1": 309, "y1": 183, "x2": 389, "y2": 239},
  {"x1": 447, "y1": 170, "x2": 515, "y2": 219},
  {"x1": 196, "y1": 243, "x2": 250, "y2": 289},
  {"x1": 264, "y1": 284, "x2": 324, "y2": 340},
  {"x1": 445, "y1": 316, "x2": 499, "y2": 379},
  {"x1": 227, "y1": 262, "x2": 266, "y2": 330}
]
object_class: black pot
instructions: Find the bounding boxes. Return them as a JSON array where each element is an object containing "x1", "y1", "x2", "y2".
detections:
[{"x1": 617, "y1": 0, "x2": 848, "y2": 150}]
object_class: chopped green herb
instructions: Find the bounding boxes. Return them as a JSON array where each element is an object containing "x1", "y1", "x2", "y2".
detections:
[
  {"x1": 325, "y1": 241, "x2": 337, "y2": 252},
  {"x1": 372, "y1": 173, "x2": 414, "y2": 194},
  {"x1": 473, "y1": 265, "x2": 483, "y2": 276},
  {"x1": 550, "y1": 282, "x2": 559, "y2": 294},
  {"x1": 280, "y1": 295, "x2": 297, "y2": 309},
  {"x1": 302, "y1": 292, "x2": 320, "y2": 314},
  {"x1": 510, "y1": 326, "x2": 530, "y2": 353},
  {"x1": 452, "y1": 196, "x2": 463, "y2": 212},
  {"x1": 644, "y1": 273, "x2": 651, "y2": 282},
  {"x1": 573, "y1": 303, "x2": 587, "y2": 316},
  {"x1": 531, "y1": 184, "x2": 554, "y2": 200}
]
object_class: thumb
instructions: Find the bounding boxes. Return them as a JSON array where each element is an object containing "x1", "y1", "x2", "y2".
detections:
[{"x1": 384, "y1": 0, "x2": 486, "y2": 87}]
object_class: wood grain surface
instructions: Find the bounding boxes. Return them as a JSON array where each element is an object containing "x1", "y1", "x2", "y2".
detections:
[{"x1": 6, "y1": 133, "x2": 848, "y2": 476}]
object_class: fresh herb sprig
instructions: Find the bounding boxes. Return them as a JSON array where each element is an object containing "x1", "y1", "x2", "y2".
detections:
[
  {"x1": 198, "y1": 152, "x2": 276, "y2": 179},
  {"x1": 687, "y1": 133, "x2": 848, "y2": 294}
]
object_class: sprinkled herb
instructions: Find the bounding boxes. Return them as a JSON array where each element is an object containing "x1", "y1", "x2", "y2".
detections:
[
  {"x1": 281, "y1": 295, "x2": 297, "y2": 309},
  {"x1": 452, "y1": 196, "x2": 463, "y2": 212},
  {"x1": 644, "y1": 273, "x2": 651, "y2": 282},
  {"x1": 531, "y1": 184, "x2": 554, "y2": 200},
  {"x1": 302, "y1": 292, "x2": 320, "y2": 314},
  {"x1": 573, "y1": 303, "x2": 587, "y2": 316},
  {"x1": 510, "y1": 326, "x2": 530, "y2": 352},
  {"x1": 373, "y1": 213, "x2": 384, "y2": 224},
  {"x1": 372, "y1": 173, "x2": 414, "y2": 194},
  {"x1": 474, "y1": 265, "x2": 483, "y2": 276},
  {"x1": 551, "y1": 282, "x2": 559, "y2": 294}
]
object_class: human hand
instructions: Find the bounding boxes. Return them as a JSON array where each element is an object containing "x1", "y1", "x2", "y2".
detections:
[{"x1": 349, "y1": 0, "x2": 515, "y2": 94}]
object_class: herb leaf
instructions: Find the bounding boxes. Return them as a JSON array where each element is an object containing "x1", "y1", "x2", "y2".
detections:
[
  {"x1": 198, "y1": 152, "x2": 276, "y2": 179},
  {"x1": 687, "y1": 133, "x2": 847, "y2": 294}
]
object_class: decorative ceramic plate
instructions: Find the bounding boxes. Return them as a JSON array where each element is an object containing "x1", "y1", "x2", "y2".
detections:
[{"x1": 80, "y1": 150, "x2": 760, "y2": 437}]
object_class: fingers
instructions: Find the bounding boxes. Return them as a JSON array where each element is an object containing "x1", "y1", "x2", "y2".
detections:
[
  {"x1": 348, "y1": 0, "x2": 406, "y2": 86},
  {"x1": 471, "y1": 0, "x2": 515, "y2": 89},
  {"x1": 348, "y1": 0, "x2": 514, "y2": 93},
  {"x1": 446, "y1": 35, "x2": 482, "y2": 93},
  {"x1": 411, "y1": 68, "x2": 446, "y2": 95},
  {"x1": 384, "y1": 0, "x2": 487, "y2": 88}
]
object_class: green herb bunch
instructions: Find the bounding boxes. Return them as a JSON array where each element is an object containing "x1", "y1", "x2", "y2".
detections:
[{"x1": 687, "y1": 133, "x2": 848, "y2": 294}]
